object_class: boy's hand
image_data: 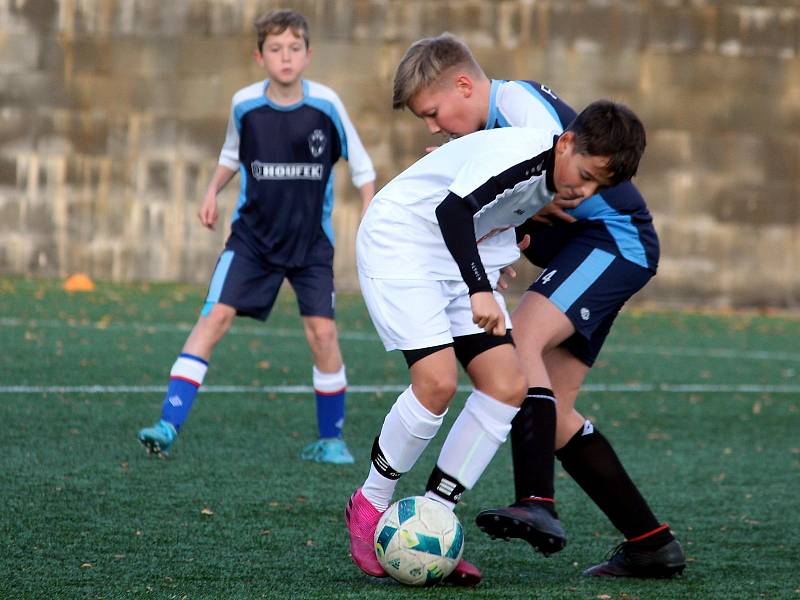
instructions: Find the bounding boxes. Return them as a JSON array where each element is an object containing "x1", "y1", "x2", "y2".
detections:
[
  {"x1": 198, "y1": 193, "x2": 219, "y2": 230},
  {"x1": 531, "y1": 197, "x2": 583, "y2": 225},
  {"x1": 470, "y1": 291, "x2": 506, "y2": 336},
  {"x1": 497, "y1": 234, "x2": 531, "y2": 290}
]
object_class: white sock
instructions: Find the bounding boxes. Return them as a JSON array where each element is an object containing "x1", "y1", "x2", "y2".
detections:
[
  {"x1": 362, "y1": 386, "x2": 446, "y2": 511},
  {"x1": 429, "y1": 389, "x2": 519, "y2": 505},
  {"x1": 312, "y1": 364, "x2": 347, "y2": 392}
]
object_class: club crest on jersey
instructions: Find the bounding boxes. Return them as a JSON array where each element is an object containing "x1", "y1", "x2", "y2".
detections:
[{"x1": 308, "y1": 129, "x2": 326, "y2": 157}]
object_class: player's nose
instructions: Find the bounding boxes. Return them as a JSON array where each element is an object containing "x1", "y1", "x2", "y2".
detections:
[{"x1": 424, "y1": 118, "x2": 441, "y2": 135}]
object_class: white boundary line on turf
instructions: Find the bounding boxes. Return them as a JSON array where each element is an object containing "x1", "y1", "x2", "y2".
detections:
[
  {"x1": 2, "y1": 317, "x2": 799, "y2": 362},
  {"x1": 1, "y1": 383, "x2": 799, "y2": 394}
]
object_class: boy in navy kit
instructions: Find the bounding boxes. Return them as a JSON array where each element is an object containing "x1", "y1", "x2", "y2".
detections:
[
  {"x1": 137, "y1": 9, "x2": 375, "y2": 464},
  {"x1": 391, "y1": 33, "x2": 686, "y2": 579},
  {"x1": 347, "y1": 100, "x2": 646, "y2": 586}
]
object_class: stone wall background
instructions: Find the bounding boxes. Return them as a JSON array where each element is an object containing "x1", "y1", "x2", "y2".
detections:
[{"x1": 1, "y1": 0, "x2": 798, "y2": 307}]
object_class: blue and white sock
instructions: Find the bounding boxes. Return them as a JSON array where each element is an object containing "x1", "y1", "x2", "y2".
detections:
[
  {"x1": 160, "y1": 353, "x2": 208, "y2": 431},
  {"x1": 313, "y1": 365, "x2": 347, "y2": 439}
]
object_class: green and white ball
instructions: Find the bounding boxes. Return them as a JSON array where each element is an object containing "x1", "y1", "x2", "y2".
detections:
[{"x1": 374, "y1": 496, "x2": 464, "y2": 586}]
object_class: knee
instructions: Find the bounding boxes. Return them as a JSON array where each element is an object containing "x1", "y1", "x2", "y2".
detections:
[
  {"x1": 477, "y1": 370, "x2": 527, "y2": 406},
  {"x1": 305, "y1": 319, "x2": 338, "y2": 350},
  {"x1": 495, "y1": 370, "x2": 528, "y2": 406},
  {"x1": 414, "y1": 374, "x2": 458, "y2": 409},
  {"x1": 204, "y1": 305, "x2": 235, "y2": 335}
]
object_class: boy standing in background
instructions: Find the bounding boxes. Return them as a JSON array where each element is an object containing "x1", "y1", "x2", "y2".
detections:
[{"x1": 137, "y1": 9, "x2": 375, "y2": 464}]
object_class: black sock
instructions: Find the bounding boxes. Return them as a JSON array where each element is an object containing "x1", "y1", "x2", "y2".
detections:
[
  {"x1": 510, "y1": 387, "x2": 557, "y2": 502},
  {"x1": 627, "y1": 523, "x2": 674, "y2": 548},
  {"x1": 556, "y1": 422, "x2": 667, "y2": 540}
]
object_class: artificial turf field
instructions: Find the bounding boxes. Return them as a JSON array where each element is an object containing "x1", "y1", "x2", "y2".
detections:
[{"x1": 1, "y1": 276, "x2": 799, "y2": 599}]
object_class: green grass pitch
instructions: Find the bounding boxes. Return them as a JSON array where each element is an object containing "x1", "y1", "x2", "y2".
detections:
[{"x1": 1, "y1": 277, "x2": 798, "y2": 598}]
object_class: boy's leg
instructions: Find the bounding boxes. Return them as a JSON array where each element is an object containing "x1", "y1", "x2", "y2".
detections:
[
  {"x1": 424, "y1": 340, "x2": 529, "y2": 583},
  {"x1": 289, "y1": 245, "x2": 354, "y2": 464},
  {"x1": 474, "y1": 291, "x2": 572, "y2": 554},
  {"x1": 346, "y1": 276, "x2": 484, "y2": 584},
  {"x1": 347, "y1": 348, "x2": 457, "y2": 576},
  {"x1": 138, "y1": 244, "x2": 284, "y2": 456},
  {"x1": 546, "y1": 348, "x2": 685, "y2": 577},
  {"x1": 138, "y1": 303, "x2": 235, "y2": 455},
  {"x1": 425, "y1": 342, "x2": 526, "y2": 510},
  {"x1": 299, "y1": 315, "x2": 352, "y2": 464}
]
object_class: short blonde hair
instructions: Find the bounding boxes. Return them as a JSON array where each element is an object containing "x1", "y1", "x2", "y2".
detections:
[
  {"x1": 392, "y1": 33, "x2": 485, "y2": 109},
  {"x1": 254, "y1": 9, "x2": 309, "y2": 52}
]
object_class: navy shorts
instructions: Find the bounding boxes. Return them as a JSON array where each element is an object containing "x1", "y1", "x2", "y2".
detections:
[
  {"x1": 527, "y1": 239, "x2": 653, "y2": 366},
  {"x1": 201, "y1": 235, "x2": 335, "y2": 321}
]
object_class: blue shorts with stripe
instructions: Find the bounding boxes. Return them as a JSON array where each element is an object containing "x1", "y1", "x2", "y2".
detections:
[
  {"x1": 201, "y1": 233, "x2": 335, "y2": 321},
  {"x1": 527, "y1": 238, "x2": 653, "y2": 367}
]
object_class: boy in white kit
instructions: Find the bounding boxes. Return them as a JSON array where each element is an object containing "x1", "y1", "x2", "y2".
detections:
[{"x1": 345, "y1": 100, "x2": 647, "y2": 584}]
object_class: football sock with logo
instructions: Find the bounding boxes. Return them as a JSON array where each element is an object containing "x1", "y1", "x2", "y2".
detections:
[
  {"x1": 510, "y1": 387, "x2": 557, "y2": 507},
  {"x1": 555, "y1": 420, "x2": 663, "y2": 539},
  {"x1": 425, "y1": 389, "x2": 519, "y2": 509},
  {"x1": 312, "y1": 365, "x2": 347, "y2": 439},
  {"x1": 362, "y1": 386, "x2": 445, "y2": 511},
  {"x1": 160, "y1": 353, "x2": 208, "y2": 431}
]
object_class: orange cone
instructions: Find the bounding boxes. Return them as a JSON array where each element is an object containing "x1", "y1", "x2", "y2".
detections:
[{"x1": 63, "y1": 273, "x2": 96, "y2": 292}]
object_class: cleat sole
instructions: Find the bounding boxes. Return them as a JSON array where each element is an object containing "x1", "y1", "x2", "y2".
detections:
[{"x1": 476, "y1": 511, "x2": 566, "y2": 555}]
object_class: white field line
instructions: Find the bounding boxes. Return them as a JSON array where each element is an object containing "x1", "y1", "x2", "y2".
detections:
[
  {"x1": 1, "y1": 383, "x2": 799, "y2": 395},
  {"x1": 2, "y1": 317, "x2": 799, "y2": 362}
]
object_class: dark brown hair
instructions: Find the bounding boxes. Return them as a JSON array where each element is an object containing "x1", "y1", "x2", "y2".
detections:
[
  {"x1": 254, "y1": 9, "x2": 309, "y2": 52},
  {"x1": 566, "y1": 100, "x2": 646, "y2": 185}
]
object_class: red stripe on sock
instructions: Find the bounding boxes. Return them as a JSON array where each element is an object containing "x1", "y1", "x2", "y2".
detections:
[
  {"x1": 520, "y1": 496, "x2": 555, "y2": 503},
  {"x1": 314, "y1": 387, "x2": 346, "y2": 396},
  {"x1": 170, "y1": 376, "x2": 201, "y2": 387},
  {"x1": 626, "y1": 523, "x2": 670, "y2": 543}
]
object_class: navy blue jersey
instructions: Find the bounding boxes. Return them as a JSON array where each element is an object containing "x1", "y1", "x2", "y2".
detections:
[
  {"x1": 219, "y1": 79, "x2": 375, "y2": 268},
  {"x1": 485, "y1": 79, "x2": 659, "y2": 272}
]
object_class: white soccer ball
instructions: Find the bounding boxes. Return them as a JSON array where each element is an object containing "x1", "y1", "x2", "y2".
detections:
[{"x1": 374, "y1": 496, "x2": 464, "y2": 586}]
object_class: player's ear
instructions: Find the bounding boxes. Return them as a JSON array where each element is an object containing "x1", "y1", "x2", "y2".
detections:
[
  {"x1": 253, "y1": 48, "x2": 265, "y2": 66},
  {"x1": 455, "y1": 74, "x2": 474, "y2": 99},
  {"x1": 556, "y1": 131, "x2": 575, "y2": 155}
]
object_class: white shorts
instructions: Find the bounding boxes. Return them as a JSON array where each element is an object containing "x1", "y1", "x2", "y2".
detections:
[{"x1": 358, "y1": 273, "x2": 512, "y2": 351}]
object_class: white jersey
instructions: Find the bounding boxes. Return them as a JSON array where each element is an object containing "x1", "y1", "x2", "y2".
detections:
[{"x1": 357, "y1": 126, "x2": 559, "y2": 281}]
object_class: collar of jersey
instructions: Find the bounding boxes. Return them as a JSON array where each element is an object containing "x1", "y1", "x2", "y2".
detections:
[
  {"x1": 545, "y1": 136, "x2": 558, "y2": 193},
  {"x1": 261, "y1": 79, "x2": 309, "y2": 111},
  {"x1": 484, "y1": 79, "x2": 505, "y2": 130}
]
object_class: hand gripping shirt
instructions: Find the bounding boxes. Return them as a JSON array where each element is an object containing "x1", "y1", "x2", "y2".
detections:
[
  {"x1": 218, "y1": 79, "x2": 375, "y2": 268},
  {"x1": 357, "y1": 126, "x2": 559, "y2": 288},
  {"x1": 486, "y1": 79, "x2": 659, "y2": 272}
]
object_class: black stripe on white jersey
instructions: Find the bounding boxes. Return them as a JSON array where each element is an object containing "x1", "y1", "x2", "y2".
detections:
[{"x1": 435, "y1": 146, "x2": 555, "y2": 295}]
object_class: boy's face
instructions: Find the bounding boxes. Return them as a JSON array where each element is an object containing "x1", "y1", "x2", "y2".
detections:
[
  {"x1": 255, "y1": 28, "x2": 310, "y2": 86},
  {"x1": 553, "y1": 132, "x2": 614, "y2": 201},
  {"x1": 407, "y1": 76, "x2": 484, "y2": 138}
]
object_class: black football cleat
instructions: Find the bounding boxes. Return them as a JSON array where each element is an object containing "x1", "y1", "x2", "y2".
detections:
[
  {"x1": 475, "y1": 501, "x2": 567, "y2": 556},
  {"x1": 583, "y1": 538, "x2": 686, "y2": 578}
]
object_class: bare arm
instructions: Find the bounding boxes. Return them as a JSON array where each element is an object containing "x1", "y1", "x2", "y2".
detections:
[
  {"x1": 199, "y1": 165, "x2": 237, "y2": 230},
  {"x1": 358, "y1": 180, "x2": 376, "y2": 215}
]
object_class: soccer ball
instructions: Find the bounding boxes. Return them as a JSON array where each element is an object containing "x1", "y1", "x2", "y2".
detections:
[{"x1": 374, "y1": 496, "x2": 464, "y2": 586}]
